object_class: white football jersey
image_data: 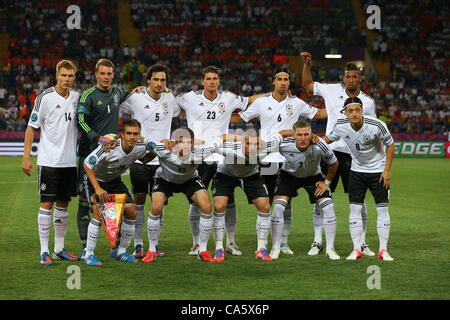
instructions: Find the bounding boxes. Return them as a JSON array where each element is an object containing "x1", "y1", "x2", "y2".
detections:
[
  {"x1": 28, "y1": 87, "x2": 79, "y2": 167},
  {"x1": 240, "y1": 93, "x2": 318, "y2": 163},
  {"x1": 313, "y1": 82, "x2": 377, "y2": 153},
  {"x1": 148, "y1": 138, "x2": 219, "y2": 184},
  {"x1": 174, "y1": 90, "x2": 249, "y2": 141},
  {"x1": 216, "y1": 140, "x2": 262, "y2": 178},
  {"x1": 266, "y1": 135, "x2": 337, "y2": 178},
  {"x1": 120, "y1": 89, "x2": 178, "y2": 165},
  {"x1": 328, "y1": 115, "x2": 394, "y2": 173},
  {"x1": 84, "y1": 139, "x2": 148, "y2": 182}
]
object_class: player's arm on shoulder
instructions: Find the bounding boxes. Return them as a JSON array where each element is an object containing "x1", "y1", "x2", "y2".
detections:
[
  {"x1": 247, "y1": 92, "x2": 266, "y2": 105},
  {"x1": 22, "y1": 125, "x2": 36, "y2": 176}
]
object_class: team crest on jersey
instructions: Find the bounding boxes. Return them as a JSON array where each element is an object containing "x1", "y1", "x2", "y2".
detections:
[
  {"x1": 285, "y1": 104, "x2": 293, "y2": 116},
  {"x1": 40, "y1": 183, "x2": 46, "y2": 191},
  {"x1": 113, "y1": 93, "x2": 119, "y2": 107},
  {"x1": 218, "y1": 102, "x2": 225, "y2": 114},
  {"x1": 88, "y1": 156, "x2": 97, "y2": 165},
  {"x1": 363, "y1": 133, "x2": 371, "y2": 143},
  {"x1": 162, "y1": 102, "x2": 169, "y2": 115},
  {"x1": 31, "y1": 113, "x2": 38, "y2": 122}
]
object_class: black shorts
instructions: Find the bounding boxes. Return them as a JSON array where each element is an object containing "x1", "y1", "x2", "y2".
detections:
[
  {"x1": 212, "y1": 172, "x2": 269, "y2": 204},
  {"x1": 38, "y1": 166, "x2": 77, "y2": 203},
  {"x1": 130, "y1": 163, "x2": 159, "y2": 195},
  {"x1": 259, "y1": 163, "x2": 283, "y2": 200},
  {"x1": 77, "y1": 157, "x2": 88, "y2": 197},
  {"x1": 85, "y1": 176, "x2": 134, "y2": 204},
  {"x1": 152, "y1": 177, "x2": 206, "y2": 204},
  {"x1": 274, "y1": 171, "x2": 331, "y2": 204},
  {"x1": 348, "y1": 170, "x2": 390, "y2": 205},
  {"x1": 197, "y1": 162, "x2": 217, "y2": 189},
  {"x1": 321, "y1": 150, "x2": 352, "y2": 193}
]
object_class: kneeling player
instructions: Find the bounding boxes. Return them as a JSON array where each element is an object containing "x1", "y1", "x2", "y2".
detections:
[
  {"x1": 323, "y1": 97, "x2": 395, "y2": 261},
  {"x1": 142, "y1": 127, "x2": 220, "y2": 263},
  {"x1": 82, "y1": 119, "x2": 153, "y2": 266},
  {"x1": 211, "y1": 133, "x2": 273, "y2": 261},
  {"x1": 268, "y1": 120, "x2": 340, "y2": 260}
]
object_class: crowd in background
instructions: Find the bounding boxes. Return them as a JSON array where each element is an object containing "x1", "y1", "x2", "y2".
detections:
[{"x1": 0, "y1": 0, "x2": 448, "y2": 135}]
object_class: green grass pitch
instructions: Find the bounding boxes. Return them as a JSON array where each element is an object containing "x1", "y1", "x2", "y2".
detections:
[{"x1": 0, "y1": 157, "x2": 449, "y2": 300}]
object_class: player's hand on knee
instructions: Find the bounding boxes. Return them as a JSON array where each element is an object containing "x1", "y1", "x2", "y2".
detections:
[{"x1": 314, "y1": 181, "x2": 328, "y2": 197}]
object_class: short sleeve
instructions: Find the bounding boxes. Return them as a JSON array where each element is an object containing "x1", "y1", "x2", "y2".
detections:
[
  {"x1": 379, "y1": 121, "x2": 394, "y2": 146},
  {"x1": 316, "y1": 140, "x2": 337, "y2": 166},
  {"x1": 28, "y1": 95, "x2": 45, "y2": 129},
  {"x1": 84, "y1": 145, "x2": 106, "y2": 170},
  {"x1": 297, "y1": 98, "x2": 318, "y2": 120},
  {"x1": 239, "y1": 98, "x2": 260, "y2": 122}
]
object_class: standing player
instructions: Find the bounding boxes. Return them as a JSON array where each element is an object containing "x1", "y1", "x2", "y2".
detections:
[
  {"x1": 301, "y1": 52, "x2": 377, "y2": 256},
  {"x1": 211, "y1": 132, "x2": 274, "y2": 261},
  {"x1": 174, "y1": 66, "x2": 264, "y2": 256},
  {"x1": 233, "y1": 66, "x2": 328, "y2": 255},
  {"x1": 266, "y1": 120, "x2": 340, "y2": 260},
  {"x1": 120, "y1": 64, "x2": 179, "y2": 259},
  {"x1": 76, "y1": 58, "x2": 130, "y2": 257},
  {"x1": 82, "y1": 119, "x2": 153, "y2": 266},
  {"x1": 22, "y1": 60, "x2": 80, "y2": 265},
  {"x1": 323, "y1": 97, "x2": 395, "y2": 261},
  {"x1": 141, "y1": 127, "x2": 221, "y2": 263}
]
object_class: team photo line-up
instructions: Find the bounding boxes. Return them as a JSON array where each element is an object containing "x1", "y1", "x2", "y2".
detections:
[{"x1": 22, "y1": 53, "x2": 394, "y2": 266}]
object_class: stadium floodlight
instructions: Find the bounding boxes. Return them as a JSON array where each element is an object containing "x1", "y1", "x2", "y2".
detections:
[{"x1": 325, "y1": 54, "x2": 342, "y2": 59}]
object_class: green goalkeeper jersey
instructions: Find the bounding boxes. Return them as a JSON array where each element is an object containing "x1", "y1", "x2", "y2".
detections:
[{"x1": 76, "y1": 85, "x2": 129, "y2": 157}]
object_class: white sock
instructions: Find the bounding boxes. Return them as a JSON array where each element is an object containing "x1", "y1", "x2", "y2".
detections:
[
  {"x1": 225, "y1": 203, "x2": 237, "y2": 245},
  {"x1": 117, "y1": 218, "x2": 135, "y2": 256},
  {"x1": 313, "y1": 203, "x2": 323, "y2": 243},
  {"x1": 376, "y1": 204, "x2": 390, "y2": 252},
  {"x1": 189, "y1": 204, "x2": 201, "y2": 246},
  {"x1": 134, "y1": 204, "x2": 145, "y2": 247},
  {"x1": 361, "y1": 202, "x2": 368, "y2": 244},
  {"x1": 256, "y1": 212, "x2": 271, "y2": 250},
  {"x1": 199, "y1": 213, "x2": 213, "y2": 252},
  {"x1": 281, "y1": 203, "x2": 292, "y2": 244},
  {"x1": 349, "y1": 203, "x2": 363, "y2": 250},
  {"x1": 158, "y1": 209, "x2": 164, "y2": 246},
  {"x1": 53, "y1": 206, "x2": 69, "y2": 253},
  {"x1": 271, "y1": 199, "x2": 287, "y2": 250},
  {"x1": 213, "y1": 212, "x2": 225, "y2": 250},
  {"x1": 38, "y1": 208, "x2": 52, "y2": 255},
  {"x1": 147, "y1": 212, "x2": 161, "y2": 252},
  {"x1": 319, "y1": 198, "x2": 337, "y2": 250},
  {"x1": 85, "y1": 218, "x2": 101, "y2": 257}
]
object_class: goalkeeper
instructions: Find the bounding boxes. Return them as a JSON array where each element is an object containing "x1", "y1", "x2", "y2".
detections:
[{"x1": 76, "y1": 58, "x2": 132, "y2": 258}]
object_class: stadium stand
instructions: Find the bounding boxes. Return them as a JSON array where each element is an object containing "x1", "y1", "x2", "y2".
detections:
[{"x1": 0, "y1": 0, "x2": 448, "y2": 135}]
